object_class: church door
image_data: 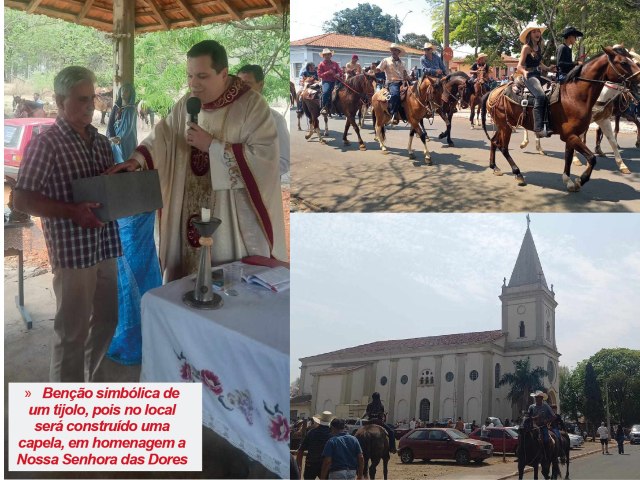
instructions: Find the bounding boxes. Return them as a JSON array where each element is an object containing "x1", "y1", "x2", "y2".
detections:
[{"x1": 419, "y1": 399, "x2": 431, "y2": 422}]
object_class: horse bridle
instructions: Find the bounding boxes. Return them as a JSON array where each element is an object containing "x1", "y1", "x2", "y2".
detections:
[{"x1": 579, "y1": 54, "x2": 640, "y2": 87}]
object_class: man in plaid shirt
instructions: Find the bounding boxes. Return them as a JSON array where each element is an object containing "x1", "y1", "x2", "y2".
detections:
[{"x1": 14, "y1": 66, "x2": 122, "y2": 382}]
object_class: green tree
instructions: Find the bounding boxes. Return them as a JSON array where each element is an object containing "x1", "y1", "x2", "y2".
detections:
[
  {"x1": 498, "y1": 357, "x2": 548, "y2": 416},
  {"x1": 402, "y1": 33, "x2": 436, "y2": 50},
  {"x1": 583, "y1": 362, "x2": 605, "y2": 429},
  {"x1": 559, "y1": 365, "x2": 581, "y2": 421},
  {"x1": 323, "y1": 3, "x2": 398, "y2": 42}
]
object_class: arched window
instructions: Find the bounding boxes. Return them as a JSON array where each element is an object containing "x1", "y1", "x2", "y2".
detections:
[
  {"x1": 420, "y1": 369, "x2": 434, "y2": 386},
  {"x1": 546, "y1": 322, "x2": 551, "y2": 341},
  {"x1": 495, "y1": 363, "x2": 501, "y2": 388},
  {"x1": 519, "y1": 321, "x2": 525, "y2": 338},
  {"x1": 419, "y1": 399, "x2": 431, "y2": 421}
]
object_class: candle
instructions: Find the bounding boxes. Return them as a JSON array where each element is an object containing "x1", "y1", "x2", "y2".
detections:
[{"x1": 201, "y1": 208, "x2": 210, "y2": 222}]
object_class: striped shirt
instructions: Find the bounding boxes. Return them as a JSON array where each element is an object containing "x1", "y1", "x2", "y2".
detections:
[{"x1": 15, "y1": 117, "x2": 122, "y2": 269}]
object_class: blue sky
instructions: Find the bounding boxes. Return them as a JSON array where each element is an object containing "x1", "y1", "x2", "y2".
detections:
[{"x1": 290, "y1": 213, "x2": 640, "y2": 381}]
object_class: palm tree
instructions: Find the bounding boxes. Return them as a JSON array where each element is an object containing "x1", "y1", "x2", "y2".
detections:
[{"x1": 498, "y1": 357, "x2": 548, "y2": 417}]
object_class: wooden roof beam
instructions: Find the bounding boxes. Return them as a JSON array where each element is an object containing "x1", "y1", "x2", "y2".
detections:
[
  {"x1": 26, "y1": 0, "x2": 44, "y2": 14},
  {"x1": 267, "y1": 0, "x2": 283, "y2": 14},
  {"x1": 174, "y1": 0, "x2": 201, "y2": 26},
  {"x1": 77, "y1": 0, "x2": 96, "y2": 21},
  {"x1": 219, "y1": 0, "x2": 242, "y2": 21},
  {"x1": 144, "y1": 0, "x2": 171, "y2": 29}
]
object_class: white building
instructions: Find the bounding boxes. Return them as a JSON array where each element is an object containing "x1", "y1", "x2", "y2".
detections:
[{"x1": 297, "y1": 223, "x2": 560, "y2": 424}]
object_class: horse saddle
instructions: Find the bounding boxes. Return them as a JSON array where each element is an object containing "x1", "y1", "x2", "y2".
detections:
[
  {"x1": 400, "y1": 83, "x2": 409, "y2": 102},
  {"x1": 377, "y1": 88, "x2": 392, "y2": 102},
  {"x1": 505, "y1": 78, "x2": 561, "y2": 107}
]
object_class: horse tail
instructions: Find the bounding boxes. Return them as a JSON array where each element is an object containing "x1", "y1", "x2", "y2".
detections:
[{"x1": 481, "y1": 91, "x2": 492, "y2": 142}]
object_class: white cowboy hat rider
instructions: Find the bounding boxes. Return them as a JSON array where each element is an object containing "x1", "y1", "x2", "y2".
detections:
[
  {"x1": 530, "y1": 390, "x2": 548, "y2": 400},
  {"x1": 389, "y1": 43, "x2": 406, "y2": 55},
  {"x1": 312, "y1": 410, "x2": 335, "y2": 426},
  {"x1": 321, "y1": 48, "x2": 334, "y2": 57},
  {"x1": 519, "y1": 22, "x2": 547, "y2": 44}
]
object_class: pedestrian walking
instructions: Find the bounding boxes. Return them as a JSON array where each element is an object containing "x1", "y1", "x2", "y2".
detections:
[
  {"x1": 597, "y1": 422, "x2": 610, "y2": 454},
  {"x1": 615, "y1": 424, "x2": 625, "y2": 454},
  {"x1": 321, "y1": 418, "x2": 364, "y2": 480},
  {"x1": 296, "y1": 411, "x2": 334, "y2": 479}
]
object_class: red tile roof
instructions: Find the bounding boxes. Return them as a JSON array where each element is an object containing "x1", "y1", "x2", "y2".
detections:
[
  {"x1": 302, "y1": 330, "x2": 505, "y2": 363},
  {"x1": 291, "y1": 33, "x2": 424, "y2": 56}
]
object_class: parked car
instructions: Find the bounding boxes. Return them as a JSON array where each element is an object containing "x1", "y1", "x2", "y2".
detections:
[
  {"x1": 463, "y1": 422, "x2": 474, "y2": 434},
  {"x1": 4, "y1": 117, "x2": 56, "y2": 182},
  {"x1": 345, "y1": 418, "x2": 366, "y2": 435},
  {"x1": 488, "y1": 416, "x2": 504, "y2": 427},
  {"x1": 398, "y1": 427, "x2": 493, "y2": 465},
  {"x1": 469, "y1": 427, "x2": 519, "y2": 454},
  {"x1": 630, "y1": 424, "x2": 640, "y2": 445},
  {"x1": 568, "y1": 432, "x2": 584, "y2": 449}
]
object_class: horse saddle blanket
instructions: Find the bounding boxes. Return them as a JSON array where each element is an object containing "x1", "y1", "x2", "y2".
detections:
[
  {"x1": 504, "y1": 81, "x2": 560, "y2": 107},
  {"x1": 376, "y1": 88, "x2": 392, "y2": 102}
]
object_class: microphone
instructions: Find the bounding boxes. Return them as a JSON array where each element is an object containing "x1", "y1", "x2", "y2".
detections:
[{"x1": 186, "y1": 97, "x2": 201, "y2": 125}]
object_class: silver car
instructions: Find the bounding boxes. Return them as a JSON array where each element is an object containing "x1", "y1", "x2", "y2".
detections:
[
  {"x1": 630, "y1": 424, "x2": 640, "y2": 445},
  {"x1": 568, "y1": 432, "x2": 584, "y2": 449}
]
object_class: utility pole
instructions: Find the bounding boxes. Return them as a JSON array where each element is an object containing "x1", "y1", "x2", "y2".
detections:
[{"x1": 444, "y1": 0, "x2": 450, "y2": 69}]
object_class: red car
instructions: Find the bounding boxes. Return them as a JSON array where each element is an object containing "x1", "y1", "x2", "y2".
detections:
[
  {"x1": 398, "y1": 427, "x2": 493, "y2": 465},
  {"x1": 4, "y1": 117, "x2": 56, "y2": 182},
  {"x1": 468, "y1": 427, "x2": 519, "y2": 453}
]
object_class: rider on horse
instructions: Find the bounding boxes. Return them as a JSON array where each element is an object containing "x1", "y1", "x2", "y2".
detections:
[
  {"x1": 318, "y1": 49, "x2": 343, "y2": 115},
  {"x1": 345, "y1": 55, "x2": 363, "y2": 78},
  {"x1": 557, "y1": 25, "x2": 585, "y2": 83},
  {"x1": 527, "y1": 390, "x2": 555, "y2": 448},
  {"x1": 550, "y1": 404, "x2": 567, "y2": 462},
  {"x1": 467, "y1": 53, "x2": 491, "y2": 96},
  {"x1": 377, "y1": 44, "x2": 410, "y2": 125},
  {"x1": 420, "y1": 42, "x2": 447, "y2": 78},
  {"x1": 516, "y1": 23, "x2": 554, "y2": 137},
  {"x1": 362, "y1": 392, "x2": 397, "y2": 453}
]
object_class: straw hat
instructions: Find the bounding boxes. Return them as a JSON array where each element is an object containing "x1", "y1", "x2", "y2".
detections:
[
  {"x1": 312, "y1": 411, "x2": 335, "y2": 426},
  {"x1": 519, "y1": 22, "x2": 547, "y2": 44},
  {"x1": 423, "y1": 42, "x2": 434, "y2": 50},
  {"x1": 530, "y1": 390, "x2": 548, "y2": 400},
  {"x1": 321, "y1": 48, "x2": 334, "y2": 56},
  {"x1": 477, "y1": 53, "x2": 488, "y2": 60},
  {"x1": 389, "y1": 43, "x2": 406, "y2": 55}
]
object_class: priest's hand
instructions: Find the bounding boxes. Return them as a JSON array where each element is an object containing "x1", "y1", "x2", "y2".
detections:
[
  {"x1": 187, "y1": 121, "x2": 214, "y2": 153},
  {"x1": 104, "y1": 158, "x2": 140, "y2": 174}
]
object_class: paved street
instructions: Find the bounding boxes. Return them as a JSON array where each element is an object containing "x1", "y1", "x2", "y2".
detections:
[
  {"x1": 559, "y1": 445, "x2": 640, "y2": 479},
  {"x1": 291, "y1": 110, "x2": 640, "y2": 212}
]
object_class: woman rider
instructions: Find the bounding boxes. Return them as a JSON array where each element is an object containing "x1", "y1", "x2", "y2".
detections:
[
  {"x1": 516, "y1": 23, "x2": 554, "y2": 137},
  {"x1": 362, "y1": 392, "x2": 397, "y2": 453}
]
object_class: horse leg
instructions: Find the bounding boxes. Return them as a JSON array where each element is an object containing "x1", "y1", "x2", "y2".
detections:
[
  {"x1": 568, "y1": 134, "x2": 598, "y2": 189},
  {"x1": 297, "y1": 110, "x2": 303, "y2": 131},
  {"x1": 445, "y1": 111, "x2": 454, "y2": 147},
  {"x1": 599, "y1": 118, "x2": 630, "y2": 173},
  {"x1": 563, "y1": 145, "x2": 581, "y2": 192},
  {"x1": 520, "y1": 129, "x2": 530, "y2": 149},
  {"x1": 489, "y1": 131, "x2": 503, "y2": 176},
  {"x1": 572, "y1": 131, "x2": 586, "y2": 167},
  {"x1": 416, "y1": 121, "x2": 432, "y2": 164},
  {"x1": 614, "y1": 115, "x2": 621, "y2": 148},
  {"x1": 469, "y1": 99, "x2": 475, "y2": 128},
  {"x1": 408, "y1": 128, "x2": 415, "y2": 159},
  {"x1": 497, "y1": 129, "x2": 526, "y2": 185},
  {"x1": 349, "y1": 115, "x2": 367, "y2": 151},
  {"x1": 343, "y1": 117, "x2": 352, "y2": 146},
  {"x1": 323, "y1": 114, "x2": 329, "y2": 137},
  {"x1": 595, "y1": 126, "x2": 605, "y2": 156}
]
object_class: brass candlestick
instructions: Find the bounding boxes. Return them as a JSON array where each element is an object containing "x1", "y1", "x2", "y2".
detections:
[{"x1": 182, "y1": 216, "x2": 223, "y2": 309}]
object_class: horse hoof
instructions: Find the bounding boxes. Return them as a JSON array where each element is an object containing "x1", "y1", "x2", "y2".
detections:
[
  {"x1": 448, "y1": 142, "x2": 454, "y2": 148},
  {"x1": 470, "y1": 125, "x2": 474, "y2": 130},
  {"x1": 621, "y1": 167, "x2": 631, "y2": 174},
  {"x1": 538, "y1": 151, "x2": 545, "y2": 156},
  {"x1": 516, "y1": 175, "x2": 527, "y2": 186},
  {"x1": 519, "y1": 143, "x2": 527, "y2": 149},
  {"x1": 359, "y1": 144, "x2": 367, "y2": 151},
  {"x1": 493, "y1": 168, "x2": 503, "y2": 176},
  {"x1": 382, "y1": 149, "x2": 389, "y2": 155},
  {"x1": 304, "y1": 134, "x2": 312, "y2": 140},
  {"x1": 344, "y1": 141, "x2": 351, "y2": 146},
  {"x1": 595, "y1": 147, "x2": 604, "y2": 156},
  {"x1": 438, "y1": 132, "x2": 447, "y2": 139},
  {"x1": 409, "y1": 153, "x2": 416, "y2": 160},
  {"x1": 425, "y1": 158, "x2": 433, "y2": 166},
  {"x1": 297, "y1": 127, "x2": 302, "y2": 131}
]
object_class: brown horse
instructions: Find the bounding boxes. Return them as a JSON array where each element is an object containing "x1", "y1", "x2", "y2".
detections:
[
  {"x1": 94, "y1": 90, "x2": 113, "y2": 124},
  {"x1": 371, "y1": 75, "x2": 436, "y2": 163},
  {"x1": 482, "y1": 46, "x2": 640, "y2": 191},
  {"x1": 289, "y1": 80, "x2": 297, "y2": 109},
  {"x1": 299, "y1": 80, "x2": 328, "y2": 144},
  {"x1": 467, "y1": 67, "x2": 490, "y2": 128},
  {"x1": 429, "y1": 72, "x2": 470, "y2": 147},
  {"x1": 333, "y1": 72, "x2": 376, "y2": 150},
  {"x1": 14, "y1": 99, "x2": 47, "y2": 118},
  {"x1": 355, "y1": 424, "x2": 389, "y2": 480}
]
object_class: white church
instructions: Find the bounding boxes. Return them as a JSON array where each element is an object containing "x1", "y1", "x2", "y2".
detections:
[{"x1": 297, "y1": 223, "x2": 561, "y2": 424}]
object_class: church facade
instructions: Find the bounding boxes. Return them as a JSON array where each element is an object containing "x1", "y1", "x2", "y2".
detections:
[{"x1": 297, "y1": 224, "x2": 561, "y2": 424}]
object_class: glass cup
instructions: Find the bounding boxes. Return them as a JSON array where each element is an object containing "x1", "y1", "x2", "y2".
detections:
[{"x1": 223, "y1": 264, "x2": 243, "y2": 296}]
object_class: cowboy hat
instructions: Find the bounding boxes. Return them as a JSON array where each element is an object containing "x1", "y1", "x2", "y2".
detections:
[
  {"x1": 477, "y1": 53, "x2": 488, "y2": 59},
  {"x1": 530, "y1": 390, "x2": 548, "y2": 400},
  {"x1": 389, "y1": 43, "x2": 406, "y2": 54},
  {"x1": 312, "y1": 410, "x2": 335, "y2": 426},
  {"x1": 519, "y1": 22, "x2": 547, "y2": 44},
  {"x1": 561, "y1": 25, "x2": 583, "y2": 39},
  {"x1": 423, "y1": 42, "x2": 434, "y2": 50},
  {"x1": 321, "y1": 48, "x2": 334, "y2": 56}
]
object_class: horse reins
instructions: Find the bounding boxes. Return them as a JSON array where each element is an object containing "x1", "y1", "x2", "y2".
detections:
[{"x1": 335, "y1": 75, "x2": 373, "y2": 105}]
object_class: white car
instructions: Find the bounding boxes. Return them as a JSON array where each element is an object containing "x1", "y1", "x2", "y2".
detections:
[{"x1": 568, "y1": 432, "x2": 584, "y2": 449}]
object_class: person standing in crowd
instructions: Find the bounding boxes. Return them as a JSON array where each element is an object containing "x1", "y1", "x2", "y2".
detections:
[
  {"x1": 14, "y1": 66, "x2": 121, "y2": 382},
  {"x1": 409, "y1": 418, "x2": 416, "y2": 430},
  {"x1": 516, "y1": 23, "x2": 554, "y2": 137},
  {"x1": 455, "y1": 417, "x2": 465, "y2": 432},
  {"x1": 556, "y1": 25, "x2": 584, "y2": 83},
  {"x1": 237, "y1": 64, "x2": 290, "y2": 179},
  {"x1": 296, "y1": 411, "x2": 334, "y2": 479},
  {"x1": 420, "y1": 42, "x2": 447, "y2": 78},
  {"x1": 597, "y1": 422, "x2": 610, "y2": 454},
  {"x1": 320, "y1": 418, "x2": 364, "y2": 480},
  {"x1": 377, "y1": 44, "x2": 410, "y2": 125},
  {"x1": 317, "y1": 48, "x2": 343, "y2": 115},
  {"x1": 107, "y1": 40, "x2": 286, "y2": 282},
  {"x1": 615, "y1": 424, "x2": 625, "y2": 454}
]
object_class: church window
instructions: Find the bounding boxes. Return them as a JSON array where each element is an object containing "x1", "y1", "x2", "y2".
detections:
[
  {"x1": 546, "y1": 322, "x2": 551, "y2": 341},
  {"x1": 445, "y1": 372, "x2": 454, "y2": 382},
  {"x1": 380, "y1": 376, "x2": 388, "y2": 386},
  {"x1": 420, "y1": 369, "x2": 434, "y2": 386},
  {"x1": 495, "y1": 363, "x2": 501, "y2": 388},
  {"x1": 419, "y1": 399, "x2": 431, "y2": 421},
  {"x1": 400, "y1": 375, "x2": 409, "y2": 385},
  {"x1": 547, "y1": 361, "x2": 555, "y2": 382},
  {"x1": 519, "y1": 321, "x2": 525, "y2": 337},
  {"x1": 469, "y1": 370, "x2": 479, "y2": 381}
]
